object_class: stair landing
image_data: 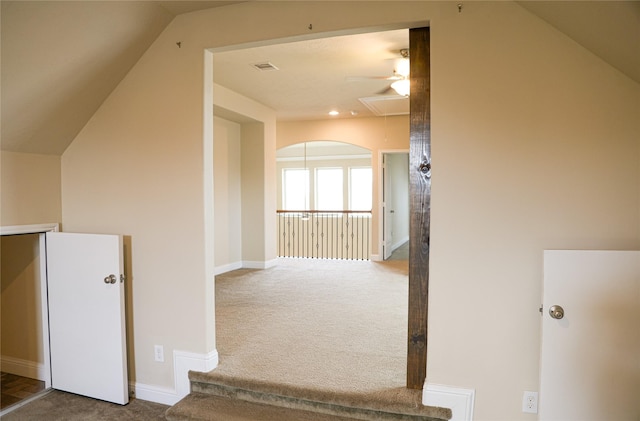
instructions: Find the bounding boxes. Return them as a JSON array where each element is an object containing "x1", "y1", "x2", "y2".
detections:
[{"x1": 165, "y1": 370, "x2": 452, "y2": 421}]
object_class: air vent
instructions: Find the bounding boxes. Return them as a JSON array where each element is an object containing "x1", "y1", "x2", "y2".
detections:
[{"x1": 251, "y1": 62, "x2": 279, "y2": 71}]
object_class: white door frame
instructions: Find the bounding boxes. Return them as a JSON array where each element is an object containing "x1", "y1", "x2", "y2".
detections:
[
  {"x1": 1, "y1": 223, "x2": 59, "y2": 390},
  {"x1": 378, "y1": 150, "x2": 409, "y2": 261}
]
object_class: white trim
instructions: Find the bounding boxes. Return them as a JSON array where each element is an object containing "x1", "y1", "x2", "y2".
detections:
[
  {"x1": 392, "y1": 235, "x2": 409, "y2": 251},
  {"x1": 173, "y1": 349, "x2": 219, "y2": 399},
  {"x1": 423, "y1": 383, "x2": 475, "y2": 421},
  {"x1": 129, "y1": 349, "x2": 219, "y2": 406},
  {"x1": 242, "y1": 258, "x2": 278, "y2": 270},
  {"x1": 277, "y1": 154, "x2": 371, "y2": 162},
  {"x1": 216, "y1": 259, "x2": 279, "y2": 275},
  {"x1": 132, "y1": 382, "x2": 182, "y2": 406},
  {"x1": 0, "y1": 223, "x2": 59, "y2": 235},
  {"x1": 370, "y1": 254, "x2": 382, "y2": 262},
  {"x1": 0, "y1": 355, "x2": 47, "y2": 381},
  {"x1": 38, "y1": 234, "x2": 52, "y2": 389},
  {"x1": 214, "y1": 261, "x2": 243, "y2": 275}
]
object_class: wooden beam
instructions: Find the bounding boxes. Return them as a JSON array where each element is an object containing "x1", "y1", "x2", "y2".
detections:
[{"x1": 407, "y1": 26, "x2": 431, "y2": 390}]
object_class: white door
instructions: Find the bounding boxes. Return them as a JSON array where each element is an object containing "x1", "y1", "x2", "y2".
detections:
[
  {"x1": 46, "y1": 232, "x2": 128, "y2": 405},
  {"x1": 540, "y1": 250, "x2": 639, "y2": 420},
  {"x1": 382, "y1": 154, "x2": 393, "y2": 260}
]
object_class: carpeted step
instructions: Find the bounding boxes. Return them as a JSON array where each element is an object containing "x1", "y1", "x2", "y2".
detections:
[
  {"x1": 166, "y1": 392, "x2": 366, "y2": 421},
  {"x1": 165, "y1": 370, "x2": 452, "y2": 421}
]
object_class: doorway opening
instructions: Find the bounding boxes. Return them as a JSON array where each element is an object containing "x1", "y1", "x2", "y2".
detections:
[
  {"x1": 0, "y1": 224, "x2": 56, "y2": 415},
  {"x1": 380, "y1": 151, "x2": 409, "y2": 261},
  {"x1": 208, "y1": 25, "x2": 430, "y2": 390}
]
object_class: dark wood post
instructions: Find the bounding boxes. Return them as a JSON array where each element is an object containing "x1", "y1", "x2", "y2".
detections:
[{"x1": 407, "y1": 26, "x2": 431, "y2": 390}]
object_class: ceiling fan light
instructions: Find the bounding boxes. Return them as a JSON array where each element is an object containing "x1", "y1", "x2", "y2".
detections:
[
  {"x1": 396, "y1": 58, "x2": 410, "y2": 78},
  {"x1": 391, "y1": 79, "x2": 410, "y2": 97}
]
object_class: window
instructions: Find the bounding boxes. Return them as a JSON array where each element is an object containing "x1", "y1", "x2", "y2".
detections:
[
  {"x1": 282, "y1": 168, "x2": 309, "y2": 210},
  {"x1": 315, "y1": 168, "x2": 343, "y2": 210},
  {"x1": 349, "y1": 167, "x2": 372, "y2": 211}
]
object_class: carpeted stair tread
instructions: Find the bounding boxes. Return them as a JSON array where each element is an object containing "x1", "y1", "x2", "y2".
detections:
[
  {"x1": 166, "y1": 392, "x2": 362, "y2": 421},
  {"x1": 184, "y1": 370, "x2": 451, "y2": 420}
]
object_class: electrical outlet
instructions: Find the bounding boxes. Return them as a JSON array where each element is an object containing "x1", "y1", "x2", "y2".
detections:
[
  {"x1": 522, "y1": 391, "x2": 538, "y2": 414},
  {"x1": 154, "y1": 345, "x2": 164, "y2": 362}
]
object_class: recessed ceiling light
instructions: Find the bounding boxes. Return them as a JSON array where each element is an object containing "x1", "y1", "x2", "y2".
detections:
[{"x1": 328, "y1": 110, "x2": 339, "y2": 116}]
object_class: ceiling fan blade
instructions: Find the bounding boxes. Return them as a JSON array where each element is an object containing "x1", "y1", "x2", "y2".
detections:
[
  {"x1": 376, "y1": 85, "x2": 397, "y2": 95},
  {"x1": 346, "y1": 75, "x2": 402, "y2": 82}
]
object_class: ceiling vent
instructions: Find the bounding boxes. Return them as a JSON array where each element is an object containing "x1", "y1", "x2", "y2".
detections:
[
  {"x1": 251, "y1": 62, "x2": 279, "y2": 71},
  {"x1": 359, "y1": 95, "x2": 409, "y2": 117}
]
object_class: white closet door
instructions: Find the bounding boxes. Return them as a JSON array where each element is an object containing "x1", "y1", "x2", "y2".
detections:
[
  {"x1": 540, "y1": 250, "x2": 639, "y2": 420},
  {"x1": 46, "y1": 232, "x2": 128, "y2": 405}
]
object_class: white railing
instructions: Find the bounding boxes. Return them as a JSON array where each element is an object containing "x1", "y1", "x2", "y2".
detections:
[{"x1": 277, "y1": 210, "x2": 371, "y2": 260}]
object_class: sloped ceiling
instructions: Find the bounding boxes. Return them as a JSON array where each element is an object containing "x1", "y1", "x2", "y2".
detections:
[
  {"x1": 1, "y1": 1, "x2": 174, "y2": 154},
  {"x1": 518, "y1": 1, "x2": 640, "y2": 83},
  {"x1": 1, "y1": 1, "x2": 639, "y2": 156}
]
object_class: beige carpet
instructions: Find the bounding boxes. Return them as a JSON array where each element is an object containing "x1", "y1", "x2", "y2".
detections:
[
  {"x1": 211, "y1": 257, "x2": 410, "y2": 394},
  {"x1": 170, "y1": 257, "x2": 451, "y2": 420},
  {"x1": 178, "y1": 257, "x2": 453, "y2": 420},
  {"x1": 1, "y1": 390, "x2": 168, "y2": 420},
  {"x1": 388, "y1": 242, "x2": 409, "y2": 261}
]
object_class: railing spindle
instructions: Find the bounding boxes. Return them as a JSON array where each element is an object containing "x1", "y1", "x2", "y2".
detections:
[{"x1": 276, "y1": 210, "x2": 371, "y2": 261}]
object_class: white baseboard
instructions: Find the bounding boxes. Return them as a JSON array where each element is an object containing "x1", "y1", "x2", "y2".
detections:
[
  {"x1": 423, "y1": 383, "x2": 475, "y2": 421},
  {"x1": 392, "y1": 236, "x2": 409, "y2": 251},
  {"x1": 1, "y1": 355, "x2": 47, "y2": 381},
  {"x1": 370, "y1": 254, "x2": 382, "y2": 261},
  {"x1": 132, "y1": 382, "x2": 181, "y2": 406},
  {"x1": 215, "y1": 259, "x2": 279, "y2": 275},
  {"x1": 174, "y1": 349, "x2": 219, "y2": 399},
  {"x1": 214, "y1": 261, "x2": 243, "y2": 275},
  {"x1": 242, "y1": 259, "x2": 278, "y2": 270},
  {"x1": 131, "y1": 349, "x2": 218, "y2": 406}
]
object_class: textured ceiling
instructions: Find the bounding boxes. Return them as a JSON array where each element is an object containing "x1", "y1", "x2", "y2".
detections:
[
  {"x1": 1, "y1": 1, "x2": 638, "y2": 156},
  {"x1": 212, "y1": 29, "x2": 410, "y2": 122}
]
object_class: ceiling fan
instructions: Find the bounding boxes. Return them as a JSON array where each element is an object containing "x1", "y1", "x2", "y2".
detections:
[{"x1": 347, "y1": 49, "x2": 410, "y2": 96}]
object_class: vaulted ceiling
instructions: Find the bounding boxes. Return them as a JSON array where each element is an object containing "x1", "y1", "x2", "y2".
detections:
[{"x1": 1, "y1": 1, "x2": 638, "y2": 156}]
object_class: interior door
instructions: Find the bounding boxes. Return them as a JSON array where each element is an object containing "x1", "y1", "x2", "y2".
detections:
[
  {"x1": 46, "y1": 232, "x2": 128, "y2": 405},
  {"x1": 382, "y1": 154, "x2": 393, "y2": 260},
  {"x1": 540, "y1": 250, "x2": 639, "y2": 420}
]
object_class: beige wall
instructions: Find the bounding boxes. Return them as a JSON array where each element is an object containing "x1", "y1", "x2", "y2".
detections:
[
  {"x1": 427, "y1": 2, "x2": 640, "y2": 419},
  {"x1": 240, "y1": 122, "x2": 268, "y2": 263},
  {"x1": 213, "y1": 117, "x2": 242, "y2": 269},
  {"x1": 1, "y1": 151, "x2": 61, "y2": 226},
  {"x1": 1, "y1": 234, "x2": 44, "y2": 366},
  {"x1": 58, "y1": 1, "x2": 640, "y2": 418},
  {"x1": 213, "y1": 84, "x2": 278, "y2": 266},
  {"x1": 277, "y1": 116, "x2": 409, "y2": 257}
]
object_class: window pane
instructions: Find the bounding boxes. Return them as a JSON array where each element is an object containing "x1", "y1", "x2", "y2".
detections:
[
  {"x1": 350, "y1": 167, "x2": 372, "y2": 211},
  {"x1": 283, "y1": 169, "x2": 308, "y2": 210},
  {"x1": 316, "y1": 168, "x2": 343, "y2": 210}
]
